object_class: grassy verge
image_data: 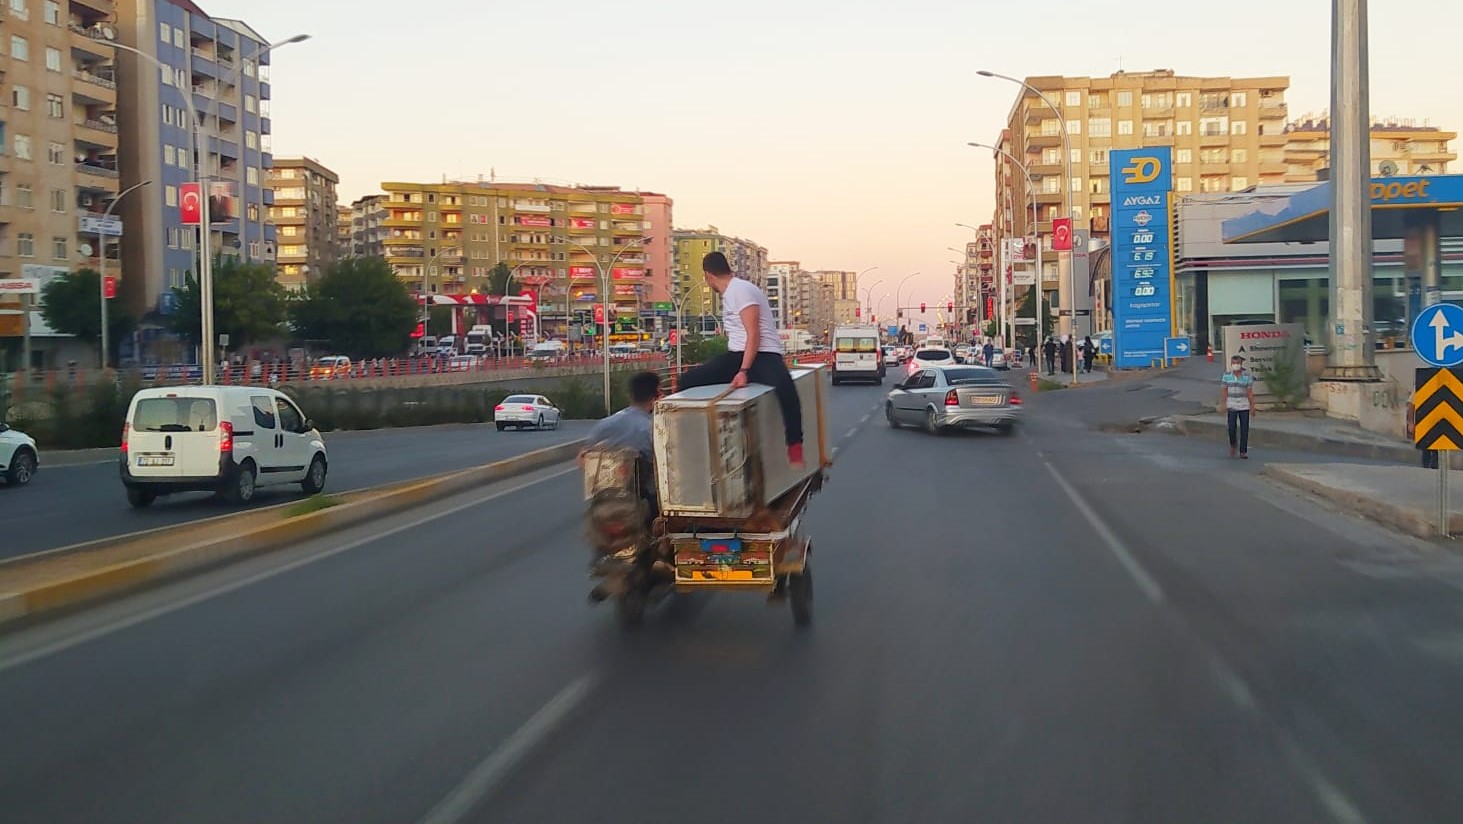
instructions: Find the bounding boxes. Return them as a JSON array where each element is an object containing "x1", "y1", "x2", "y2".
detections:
[
  {"x1": 1037, "y1": 378, "x2": 1067, "y2": 392},
  {"x1": 284, "y1": 495, "x2": 344, "y2": 518}
]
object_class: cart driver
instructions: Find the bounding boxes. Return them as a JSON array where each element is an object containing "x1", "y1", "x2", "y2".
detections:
[{"x1": 580, "y1": 371, "x2": 662, "y2": 511}]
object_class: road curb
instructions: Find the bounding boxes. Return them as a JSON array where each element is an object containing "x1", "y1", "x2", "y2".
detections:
[
  {"x1": 1175, "y1": 416, "x2": 1413, "y2": 463},
  {"x1": 37, "y1": 447, "x2": 120, "y2": 467},
  {"x1": 1262, "y1": 464, "x2": 1456, "y2": 539},
  {"x1": 0, "y1": 439, "x2": 584, "y2": 628}
]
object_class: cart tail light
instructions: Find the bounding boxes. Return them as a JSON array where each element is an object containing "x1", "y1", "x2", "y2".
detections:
[
  {"x1": 944, "y1": 390, "x2": 959, "y2": 406},
  {"x1": 218, "y1": 420, "x2": 234, "y2": 453},
  {"x1": 120, "y1": 422, "x2": 130, "y2": 455}
]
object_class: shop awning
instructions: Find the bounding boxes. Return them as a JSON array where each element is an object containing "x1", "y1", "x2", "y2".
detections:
[{"x1": 1222, "y1": 174, "x2": 1463, "y2": 245}]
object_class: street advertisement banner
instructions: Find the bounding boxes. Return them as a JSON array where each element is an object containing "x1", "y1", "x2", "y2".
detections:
[
  {"x1": 570, "y1": 217, "x2": 596, "y2": 229},
  {"x1": 610, "y1": 203, "x2": 636, "y2": 215},
  {"x1": 569, "y1": 266, "x2": 596, "y2": 279},
  {"x1": 611, "y1": 267, "x2": 645, "y2": 280},
  {"x1": 208, "y1": 182, "x2": 236, "y2": 222},
  {"x1": 518, "y1": 215, "x2": 552, "y2": 228},
  {"x1": 1109, "y1": 147, "x2": 1174, "y2": 368},
  {"x1": 0, "y1": 279, "x2": 41, "y2": 295}
]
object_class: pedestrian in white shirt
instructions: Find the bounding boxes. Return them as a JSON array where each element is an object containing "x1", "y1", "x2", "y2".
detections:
[{"x1": 679, "y1": 252, "x2": 806, "y2": 468}]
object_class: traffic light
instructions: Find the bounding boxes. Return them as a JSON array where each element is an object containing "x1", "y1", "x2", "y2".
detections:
[
  {"x1": 920, "y1": 302, "x2": 926, "y2": 313},
  {"x1": 947, "y1": 301, "x2": 954, "y2": 313}
]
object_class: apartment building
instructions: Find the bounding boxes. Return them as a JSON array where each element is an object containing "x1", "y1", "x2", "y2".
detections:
[
  {"x1": 993, "y1": 69, "x2": 1290, "y2": 333},
  {"x1": 1283, "y1": 115, "x2": 1456, "y2": 180},
  {"x1": 0, "y1": 0, "x2": 121, "y2": 367},
  {"x1": 379, "y1": 181, "x2": 649, "y2": 338},
  {"x1": 115, "y1": 0, "x2": 275, "y2": 330},
  {"x1": 266, "y1": 156, "x2": 338, "y2": 290},
  {"x1": 335, "y1": 203, "x2": 350, "y2": 259},
  {"x1": 768, "y1": 260, "x2": 806, "y2": 328},
  {"x1": 671, "y1": 226, "x2": 769, "y2": 325},
  {"x1": 349, "y1": 194, "x2": 387, "y2": 258},
  {"x1": 638, "y1": 191, "x2": 673, "y2": 304}
]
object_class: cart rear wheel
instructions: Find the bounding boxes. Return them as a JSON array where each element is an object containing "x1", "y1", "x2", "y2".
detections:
[{"x1": 790, "y1": 559, "x2": 813, "y2": 628}]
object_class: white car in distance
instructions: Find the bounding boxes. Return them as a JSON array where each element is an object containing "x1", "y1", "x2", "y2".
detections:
[
  {"x1": 494, "y1": 394, "x2": 562, "y2": 431},
  {"x1": 0, "y1": 423, "x2": 39, "y2": 486},
  {"x1": 908, "y1": 347, "x2": 957, "y2": 374}
]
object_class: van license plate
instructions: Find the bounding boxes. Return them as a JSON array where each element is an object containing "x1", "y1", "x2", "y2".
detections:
[{"x1": 137, "y1": 455, "x2": 175, "y2": 467}]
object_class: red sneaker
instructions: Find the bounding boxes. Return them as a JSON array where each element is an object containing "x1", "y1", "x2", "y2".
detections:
[{"x1": 787, "y1": 443, "x2": 805, "y2": 468}]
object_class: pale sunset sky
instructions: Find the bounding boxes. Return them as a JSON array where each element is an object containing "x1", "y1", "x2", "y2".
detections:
[{"x1": 228, "y1": 0, "x2": 1459, "y2": 306}]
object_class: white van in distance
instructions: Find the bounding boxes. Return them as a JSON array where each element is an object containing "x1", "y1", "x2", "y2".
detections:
[
  {"x1": 120, "y1": 386, "x2": 328, "y2": 508},
  {"x1": 831, "y1": 325, "x2": 885, "y2": 385}
]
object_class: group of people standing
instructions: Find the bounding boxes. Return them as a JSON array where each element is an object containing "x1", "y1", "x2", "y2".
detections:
[{"x1": 1035, "y1": 335, "x2": 1098, "y2": 376}]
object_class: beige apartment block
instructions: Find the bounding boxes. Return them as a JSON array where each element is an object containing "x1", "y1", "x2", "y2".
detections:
[
  {"x1": 266, "y1": 156, "x2": 338, "y2": 290},
  {"x1": 349, "y1": 193, "x2": 386, "y2": 258},
  {"x1": 994, "y1": 69, "x2": 1290, "y2": 325},
  {"x1": 334, "y1": 203, "x2": 350, "y2": 258},
  {"x1": 0, "y1": 0, "x2": 120, "y2": 348},
  {"x1": 672, "y1": 225, "x2": 768, "y2": 322},
  {"x1": 1282, "y1": 114, "x2": 1456, "y2": 181}
]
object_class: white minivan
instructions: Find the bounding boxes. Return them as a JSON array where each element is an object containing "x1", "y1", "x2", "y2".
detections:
[
  {"x1": 831, "y1": 325, "x2": 885, "y2": 385},
  {"x1": 120, "y1": 386, "x2": 328, "y2": 508}
]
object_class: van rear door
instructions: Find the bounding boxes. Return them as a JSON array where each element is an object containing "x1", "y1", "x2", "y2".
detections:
[
  {"x1": 835, "y1": 334, "x2": 880, "y2": 376},
  {"x1": 127, "y1": 395, "x2": 224, "y2": 479}
]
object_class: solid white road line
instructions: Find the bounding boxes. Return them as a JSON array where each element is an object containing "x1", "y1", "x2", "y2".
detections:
[
  {"x1": 0, "y1": 466, "x2": 580, "y2": 674},
  {"x1": 415, "y1": 674, "x2": 598, "y2": 824},
  {"x1": 1043, "y1": 461, "x2": 1166, "y2": 604},
  {"x1": 1279, "y1": 734, "x2": 1370, "y2": 824}
]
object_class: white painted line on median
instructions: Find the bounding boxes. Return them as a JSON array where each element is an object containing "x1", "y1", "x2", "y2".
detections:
[
  {"x1": 1043, "y1": 461, "x2": 1165, "y2": 604},
  {"x1": 1207, "y1": 654, "x2": 1255, "y2": 711},
  {"x1": 0, "y1": 466, "x2": 580, "y2": 674},
  {"x1": 844, "y1": 427, "x2": 859, "y2": 440},
  {"x1": 415, "y1": 674, "x2": 597, "y2": 824},
  {"x1": 1279, "y1": 734, "x2": 1370, "y2": 824}
]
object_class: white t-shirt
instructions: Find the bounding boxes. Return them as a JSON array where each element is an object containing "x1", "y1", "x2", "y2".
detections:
[{"x1": 722, "y1": 278, "x2": 783, "y2": 354}]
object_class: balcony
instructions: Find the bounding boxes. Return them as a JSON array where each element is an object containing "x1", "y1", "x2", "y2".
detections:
[
  {"x1": 1036, "y1": 190, "x2": 1063, "y2": 205},
  {"x1": 74, "y1": 118, "x2": 119, "y2": 148},
  {"x1": 1259, "y1": 101, "x2": 1288, "y2": 118},
  {"x1": 1199, "y1": 131, "x2": 1230, "y2": 146},
  {"x1": 611, "y1": 222, "x2": 641, "y2": 235},
  {"x1": 69, "y1": 26, "x2": 115, "y2": 59},
  {"x1": 1031, "y1": 162, "x2": 1062, "y2": 177},
  {"x1": 190, "y1": 58, "x2": 218, "y2": 80},
  {"x1": 1200, "y1": 162, "x2": 1229, "y2": 175},
  {"x1": 1260, "y1": 161, "x2": 1288, "y2": 175},
  {"x1": 1259, "y1": 131, "x2": 1287, "y2": 147},
  {"x1": 1025, "y1": 133, "x2": 1061, "y2": 153},
  {"x1": 72, "y1": 69, "x2": 117, "y2": 105},
  {"x1": 1143, "y1": 134, "x2": 1176, "y2": 146},
  {"x1": 568, "y1": 202, "x2": 597, "y2": 214},
  {"x1": 76, "y1": 165, "x2": 121, "y2": 193},
  {"x1": 70, "y1": 0, "x2": 116, "y2": 13},
  {"x1": 387, "y1": 247, "x2": 426, "y2": 259},
  {"x1": 1141, "y1": 106, "x2": 1174, "y2": 119},
  {"x1": 513, "y1": 201, "x2": 551, "y2": 213},
  {"x1": 1025, "y1": 105, "x2": 1045, "y2": 125}
]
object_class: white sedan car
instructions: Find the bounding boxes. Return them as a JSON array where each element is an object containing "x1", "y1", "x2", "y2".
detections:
[
  {"x1": 0, "y1": 422, "x2": 39, "y2": 486},
  {"x1": 908, "y1": 347, "x2": 957, "y2": 374},
  {"x1": 494, "y1": 394, "x2": 563, "y2": 431}
]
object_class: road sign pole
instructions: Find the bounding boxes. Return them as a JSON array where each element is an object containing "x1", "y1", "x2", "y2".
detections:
[{"x1": 1442, "y1": 460, "x2": 1450, "y2": 538}]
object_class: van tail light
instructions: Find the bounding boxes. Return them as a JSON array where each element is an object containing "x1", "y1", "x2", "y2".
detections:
[
  {"x1": 219, "y1": 420, "x2": 234, "y2": 453},
  {"x1": 120, "y1": 422, "x2": 130, "y2": 455},
  {"x1": 1010, "y1": 392, "x2": 1023, "y2": 406},
  {"x1": 944, "y1": 390, "x2": 959, "y2": 406}
]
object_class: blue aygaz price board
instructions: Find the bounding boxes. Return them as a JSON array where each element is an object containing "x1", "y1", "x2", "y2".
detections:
[{"x1": 1109, "y1": 147, "x2": 1174, "y2": 369}]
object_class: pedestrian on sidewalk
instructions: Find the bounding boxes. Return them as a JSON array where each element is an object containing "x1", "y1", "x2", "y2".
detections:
[
  {"x1": 983, "y1": 341, "x2": 995, "y2": 367},
  {"x1": 1082, "y1": 335, "x2": 1097, "y2": 374},
  {"x1": 1058, "y1": 336, "x2": 1071, "y2": 375},
  {"x1": 1043, "y1": 337, "x2": 1057, "y2": 376},
  {"x1": 1406, "y1": 387, "x2": 1441, "y2": 469},
  {"x1": 1220, "y1": 355, "x2": 1256, "y2": 458}
]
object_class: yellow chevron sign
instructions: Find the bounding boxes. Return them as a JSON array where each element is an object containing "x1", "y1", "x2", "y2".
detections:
[{"x1": 1415, "y1": 367, "x2": 1463, "y2": 450}]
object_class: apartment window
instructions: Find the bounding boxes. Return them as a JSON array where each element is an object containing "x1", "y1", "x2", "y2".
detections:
[
  {"x1": 1089, "y1": 178, "x2": 1107, "y2": 194},
  {"x1": 173, "y1": 29, "x2": 184, "y2": 49},
  {"x1": 1176, "y1": 149, "x2": 1193, "y2": 164},
  {"x1": 1141, "y1": 121, "x2": 1172, "y2": 138},
  {"x1": 10, "y1": 36, "x2": 28, "y2": 61},
  {"x1": 1116, "y1": 91, "x2": 1133, "y2": 107},
  {"x1": 1067, "y1": 119, "x2": 1081, "y2": 135},
  {"x1": 1200, "y1": 148, "x2": 1229, "y2": 163},
  {"x1": 47, "y1": 142, "x2": 62, "y2": 165},
  {"x1": 1088, "y1": 94, "x2": 1103, "y2": 109},
  {"x1": 247, "y1": 204, "x2": 259, "y2": 222},
  {"x1": 13, "y1": 134, "x2": 31, "y2": 160},
  {"x1": 12, "y1": 86, "x2": 29, "y2": 111},
  {"x1": 1070, "y1": 177, "x2": 1082, "y2": 193},
  {"x1": 43, "y1": 0, "x2": 57, "y2": 23},
  {"x1": 245, "y1": 130, "x2": 258, "y2": 149},
  {"x1": 1117, "y1": 120, "x2": 1133, "y2": 136},
  {"x1": 7, "y1": 0, "x2": 26, "y2": 20},
  {"x1": 46, "y1": 94, "x2": 63, "y2": 118},
  {"x1": 44, "y1": 47, "x2": 60, "y2": 71},
  {"x1": 246, "y1": 167, "x2": 258, "y2": 185},
  {"x1": 1230, "y1": 120, "x2": 1248, "y2": 136},
  {"x1": 161, "y1": 66, "x2": 173, "y2": 87},
  {"x1": 16, "y1": 184, "x2": 32, "y2": 208},
  {"x1": 17, "y1": 233, "x2": 34, "y2": 258},
  {"x1": 244, "y1": 95, "x2": 257, "y2": 113},
  {"x1": 165, "y1": 185, "x2": 178, "y2": 207},
  {"x1": 1090, "y1": 148, "x2": 1109, "y2": 165},
  {"x1": 1065, "y1": 90, "x2": 1081, "y2": 107},
  {"x1": 1231, "y1": 92, "x2": 1247, "y2": 108},
  {"x1": 1176, "y1": 177, "x2": 1194, "y2": 192},
  {"x1": 50, "y1": 188, "x2": 64, "y2": 212},
  {"x1": 1088, "y1": 118, "x2": 1111, "y2": 137},
  {"x1": 243, "y1": 59, "x2": 256, "y2": 77},
  {"x1": 52, "y1": 237, "x2": 66, "y2": 260},
  {"x1": 161, "y1": 22, "x2": 171, "y2": 42},
  {"x1": 1176, "y1": 92, "x2": 1192, "y2": 108},
  {"x1": 1176, "y1": 121, "x2": 1193, "y2": 136},
  {"x1": 1232, "y1": 148, "x2": 1248, "y2": 164},
  {"x1": 164, "y1": 145, "x2": 176, "y2": 166},
  {"x1": 1232, "y1": 176, "x2": 1249, "y2": 191},
  {"x1": 1072, "y1": 205, "x2": 1083, "y2": 220}
]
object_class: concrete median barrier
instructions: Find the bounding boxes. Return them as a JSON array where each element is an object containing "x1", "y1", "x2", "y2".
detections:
[{"x1": 0, "y1": 439, "x2": 585, "y2": 628}]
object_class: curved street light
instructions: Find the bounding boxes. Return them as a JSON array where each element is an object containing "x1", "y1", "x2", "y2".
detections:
[
  {"x1": 554, "y1": 235, "x2": 646, "y2": 415},
  {"x1": 970, "y1": 141, "x2": 1040, "y2": 351}
]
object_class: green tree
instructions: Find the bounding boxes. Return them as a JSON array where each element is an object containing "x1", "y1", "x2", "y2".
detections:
[
  {"x1": 39, "y1": 268, "x2": 136, "y2": 364},
  {"x1": 169, "y1": 257, "x2": 287, "y2": 347},
  {"x1": 426, "y1": 306, "x2": 455, "y2": 337},
  {"x1": 289, "y1": 256, "x2": 417, "y2": 357},
  {"x1": 486, "y1": 262, "x2": 516, "y2": 297},
  {"x1": 1015, "y1": 287, "x2": 1054, "y2": 342},
  {"x1": 680, "y1": 333, "x2": 728, "y2": 365}
]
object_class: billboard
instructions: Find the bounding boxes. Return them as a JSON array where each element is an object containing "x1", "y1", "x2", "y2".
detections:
[
  {"x1": 1108, "y1": 147, "x2": 1174, "y2": 368},
  {"x1": 518, "y1": 215, "x2": 552, "y2": 228},
  {"x1": 569, "y1": 266, "x2": 597, "y2": 279},
  {"x1": 610, "y1": 203, "x2": 636, "y2": 216},
  {"x1": 611, "y1": 267, "x2": 644, "y2": 280}
]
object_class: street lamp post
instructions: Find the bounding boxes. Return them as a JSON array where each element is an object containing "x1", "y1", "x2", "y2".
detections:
[
  {"x1": 979, "y1": 70, "x2": 1078, "y2": 383},
  {"x1": 893, "y1": 272, "x2": 919, "y2": 329},
  {"x1": 861, "y1": 279, "x2": 884, "y2": 323},
  {"x1": 99, "y1": 180, "x2": 152, "y2": 370},
  {"x1": 969, "y1": 141, "x2": 1041, "y2": 356},
  {"x1": 556, "y1": 236, "x2": 645, "y2": 415},
  {"x1": 671, "y1": 291, "x2": 691, "y2": 377}
]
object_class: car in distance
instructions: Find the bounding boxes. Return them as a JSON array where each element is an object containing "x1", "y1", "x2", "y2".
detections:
[
  {"x1": 0, "y1": 423, "x2": 39, "y2": 487},
  {"x1": 907, "y1": 347, "x2": 956, "y2": 374},
  {"x1": 886, "y1": 365, "x2": 1022, "y2": 436},
  {"x1": 495, "y1": 394, "x2": 562, "y2": 431},
  {"x1": 309, "y1": 355, "x2": 352, "y2": 380},
  {"x1": 882, "y1": 345, "x2": 900, "y2": 367},
  {"x1": 120, "y1": 386, "x2": 328, "y2": 508},
  {"x1": 831, "y1": 325, "x2": 884, "y2": 385},
  {"x1": 954, "y1": 344, "x2": 972, "y2": 364}
]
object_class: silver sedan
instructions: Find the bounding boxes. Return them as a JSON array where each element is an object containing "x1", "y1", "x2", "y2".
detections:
[{"x1": 885, "y1": 365, "x2": 1022, "y2": 436}]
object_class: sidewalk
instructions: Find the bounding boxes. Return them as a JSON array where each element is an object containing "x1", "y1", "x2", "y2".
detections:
[
  {"x1": 1174, "y1": 411, "x2": 1425, "y2": 464},
  {"x1": 1265, "y1": 463, "x2": 1461, "y2": 540}
]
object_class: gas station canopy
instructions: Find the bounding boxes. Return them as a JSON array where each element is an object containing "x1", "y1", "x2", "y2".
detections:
[{"x1": 1222, "y1": 174, "x2": 1463, "y2": 244}]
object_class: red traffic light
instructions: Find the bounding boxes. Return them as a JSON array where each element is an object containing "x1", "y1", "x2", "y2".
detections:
[
  {"x1": 947, "y1": 301, "x2": 954, "y2": 313},
  {"x1": 920, "y1": 302, "x2": 926, "y2": 313},
  {"x1": 410, "y1": 321, "x2": 425, "y2": 339}
]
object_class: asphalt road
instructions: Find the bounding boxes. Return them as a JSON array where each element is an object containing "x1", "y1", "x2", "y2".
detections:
[
  {"x1": 5, "y1": 373, "x2": 1463, "y2": 822},
  {"x1": 0, "y1": 422, "x2": 594, "y2": 562}
]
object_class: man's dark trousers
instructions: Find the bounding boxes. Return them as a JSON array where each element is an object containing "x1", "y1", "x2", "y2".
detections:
[
  {"x1": 680, "y1": 351, "x2": 803, "y2": 446},
  {"x1": 1227, "y1": 409, "x2": 1251, "y2": 453}
]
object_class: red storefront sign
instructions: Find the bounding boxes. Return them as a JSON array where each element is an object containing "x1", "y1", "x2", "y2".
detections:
[
  {"x1": 569, "y1": 266, "x2": 597, "y2": 279},
  {"x1": 611, "y1": 268, "x2": 645, "y2": 280},
  {"x1": 610, "y1": 204, "x2": 636, "y2": 216}
]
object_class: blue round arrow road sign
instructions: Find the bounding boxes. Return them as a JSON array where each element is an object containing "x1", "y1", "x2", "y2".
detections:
[{"x1": 1412, "y1": 303, "x2": 1463, "y2": 367}]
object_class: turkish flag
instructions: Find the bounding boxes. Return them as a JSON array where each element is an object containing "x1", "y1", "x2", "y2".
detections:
[
  {"x1": 180, "y1": 183, "x2": 202, "y2": 225},
  {"x1": 593, "y1": 303, "x2": 605, "y2": 323},
  {"x1": 1052, "y1": 218, "x2": 1073, "y2": 251}
]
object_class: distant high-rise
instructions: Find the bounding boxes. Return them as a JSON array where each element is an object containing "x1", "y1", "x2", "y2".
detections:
[{"x1": 266, "y1": 157, "x2": 339, "y2": 290}]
